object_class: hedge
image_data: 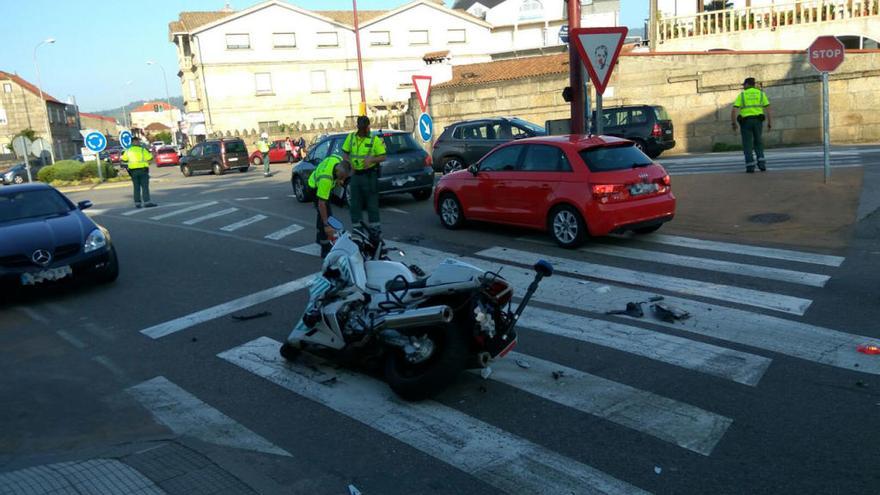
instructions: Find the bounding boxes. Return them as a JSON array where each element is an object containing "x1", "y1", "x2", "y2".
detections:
[{"x1": 37, "y1": 160, "x2": 118, "y2": 183}]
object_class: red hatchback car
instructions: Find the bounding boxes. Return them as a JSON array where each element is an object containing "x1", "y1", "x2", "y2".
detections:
[
  {"x1": 433, "y1": 135, "x2": 675, "y2": 248},
  {"x1": 155, "y1": 146, "x2": 180, "y2": 167}
]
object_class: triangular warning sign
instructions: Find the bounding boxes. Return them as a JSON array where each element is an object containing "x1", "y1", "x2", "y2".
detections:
[
  {"x1": 571, "y1": 27, "x2": 628, "y2": 95},
  {"x1": 412, "y1": 75, "x2": 432, "y2": 113}
]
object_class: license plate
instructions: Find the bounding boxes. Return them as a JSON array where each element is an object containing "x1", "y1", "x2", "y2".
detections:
[
  {"x1": 21, "y1": 266, "x2": 73, "y2": 285},
  {"x1": 629, "y1": 183, "x2": 658, "y2": 196},
  {"x1": 391, "y1": 176, "x2": 416, "y2": 187},
  {"x1": 228, "y1": 157, "x2": 239, "y2": 162}
]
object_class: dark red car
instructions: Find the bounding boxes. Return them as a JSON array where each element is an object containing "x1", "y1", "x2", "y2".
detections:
[
  {"x1": 154, "y1": 146, "x2": 180, "y2": 167},
  {"x1": 433, "y1": 135, "x2": 675, "y2": 248}
]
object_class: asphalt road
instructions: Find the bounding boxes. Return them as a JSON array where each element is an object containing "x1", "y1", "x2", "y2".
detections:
[{"x1": 2, "y1": 160, "x2": 879, "y2": 495}]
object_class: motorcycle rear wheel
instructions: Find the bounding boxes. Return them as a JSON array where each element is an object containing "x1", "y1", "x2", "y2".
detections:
[{"x1": 384, "y1": 323, "x2": 469, "y2": 401}]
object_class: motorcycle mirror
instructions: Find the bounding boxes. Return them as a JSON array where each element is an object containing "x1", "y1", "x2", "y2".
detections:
[
  {"x1": 468, "y1": 165, "x2": 479, "y2": 176},
  {"x1": 327, "y1": 216, "x2": 344, "y2": 231},
  {"x1": 77, "y1": 200, "x2": 93, "y2": 210},
  {"x1": 533, "y1": 259, "x2": 553, "y2": 278}
]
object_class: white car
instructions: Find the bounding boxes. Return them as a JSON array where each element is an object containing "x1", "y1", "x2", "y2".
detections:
[{"x1": 150, "y1": 141, "x2": 165, "y2": 153}]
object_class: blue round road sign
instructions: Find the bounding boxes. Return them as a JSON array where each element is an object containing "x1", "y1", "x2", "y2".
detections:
[
  {"x1": 119, "y1": 130, "x2": 132, "y2": 149},
  {"x1": 418, "y1": 113, "x2": 433, "y2": 142},
  {"x1": 85, "y1": 131, "x2": 107, "y2": 153}
]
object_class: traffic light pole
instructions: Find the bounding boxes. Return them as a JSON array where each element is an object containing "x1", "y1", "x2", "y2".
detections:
[{"x1": 567, "y1": 0, "x2": 583, "y2": 134}]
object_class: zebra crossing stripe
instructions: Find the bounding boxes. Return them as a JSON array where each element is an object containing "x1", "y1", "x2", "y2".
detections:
[
  {"x1": 127, "y1": 376, "x2": 291, "y2": 457},
  {"x1": 265, "y1": 224, "x2": 304, "y2": 240},
  {"x1": 478, "y1": 247, "x2": 812, "y2": 316},
  {"x1": 518, "y1": 306, "x2": 771, "y2": 386},
  {"x1": 219, "y1": 337, "x2": 650, "y2": 495},
  {"x1": 182, "y1": 207, "x2": 239, "y2": 225},
  {"x1": 626, "y1": 234, "x2": 845, "y2": 267},
  {"x1": 220, "y1": 214, "x2": 268, "y2": 232},
  {"x1": 150, "y1": 201, "x2": 219, "y2": 220},
  {"x1": 483, "y1": 352, "x2": 732, "y2": 456}
]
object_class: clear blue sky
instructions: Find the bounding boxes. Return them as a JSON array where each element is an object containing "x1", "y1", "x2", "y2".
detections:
[{"x1": 1, "y1": 0, "x2": 646, "y2": 112}]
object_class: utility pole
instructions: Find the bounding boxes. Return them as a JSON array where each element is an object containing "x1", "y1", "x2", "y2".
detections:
[
  {"x1": 352, "y1": 0, "x2": 367, "y2": 117},
  {"x1": 649, "y1": 0, "x2": 658, "y2": 52},
  {"x1": 147, "y1": 61, "x2": 178, "y2": 147},
  {"x1": 33, "y1": 38, "x2": 56, "y2": 163},
  {"x1": 567, "y1": 0, "x2": 583, "y2": 134}
]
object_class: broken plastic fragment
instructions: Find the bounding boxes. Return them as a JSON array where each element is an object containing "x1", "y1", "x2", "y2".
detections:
[
  {"x1": 857, "y1": 344, "x2": 880, "y2": 355},
  {"x1": 480, "y1": 367, "x2": 493, "y2": 380},
  {"x1": 552, "y1": 370, "x2": 565, "y2": 380},
  {"x1": 652, "y1": 303, "x2": 690, "y2": 323},
  {"x1": 654, "y1": 466, "x2": 662, "y2": 475},
  {"x1": 606, "y1": 302, "x2": 644, "y2": 318},
  {"x1": 348, "y1": 484, "x2": 362, "y2": 495},
  {"x1": 516, "y1": 359, "x2": 531, "y2": 369},
  {"x1": 593, "y1": 285, "x2": 611, "y2": 294}
]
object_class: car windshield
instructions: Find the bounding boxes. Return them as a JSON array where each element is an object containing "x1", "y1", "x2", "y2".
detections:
[
  {"x1": 654, "y1": 106, "x2": 671, "y2": 121},
  {"x1": 381, "y1": 133, "x2": 421, "y2": 154},
  {"x1": 579, "y1": 144, "x2": 653, "y2": 172},
  {"x1": 512, "y1": 119, "x2": 547, "y2": 135},
  {"x1": 0, "y1": 189, "x2": 73, "y2": 223},
  {"x1": 223, "y1": 140, "x2": 246, "y2": 153}
]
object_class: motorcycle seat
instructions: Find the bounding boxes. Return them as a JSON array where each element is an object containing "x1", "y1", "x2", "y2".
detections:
[{"x1": 386, "y1": 277, "x2": 428, "y2": 292}]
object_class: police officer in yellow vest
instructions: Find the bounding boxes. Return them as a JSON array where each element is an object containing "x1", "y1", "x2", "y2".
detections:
[
  {"x1": 256, "y1": 133, "x2": 271, "y2": 177},
  {"x1": 309, "y1": 154, "x2": 352, "y2": 258},
  {"x1": 122, "y1": 136, "x2": 156, "y2": 208},
  {"x1": 731, "y1": 77, "x2": 773, "y2": 173},
  {"x1": 342, "y1": 116, "x2": 386, "y2": 233}
]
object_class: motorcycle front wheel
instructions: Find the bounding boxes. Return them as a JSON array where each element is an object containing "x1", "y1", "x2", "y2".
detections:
[{"x1": 384, "y1": 323, "x2": 469, "y2": 401}]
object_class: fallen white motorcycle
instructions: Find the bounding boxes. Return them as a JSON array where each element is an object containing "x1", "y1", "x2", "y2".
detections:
[{"x1": 281, "y1": 217, "x2": 553, "y2": 400}]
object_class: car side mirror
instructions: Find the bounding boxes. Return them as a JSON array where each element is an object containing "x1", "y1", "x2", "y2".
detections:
[
  {"x1": 468, "y1": 165, "x2": 479, "y2": 176},
  {"x1": 77, "y1": 200, "x2": 93, "y2": 211}
]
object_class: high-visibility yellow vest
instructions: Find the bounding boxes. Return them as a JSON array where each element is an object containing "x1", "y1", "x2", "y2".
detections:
[
  {"x1": 734, "y1": 88, "x2": 770, "y2": 118},
  {"x1": 342, "y1": 132, "x2": 386, "y2": 171},
  {"x1": 257, "y1": 140, "x2": 270, "y2": 153},
  {"x1": 122, "y1": 145, "x2": 152, "y2": 169},
  {"x1": 308, "y1": 154, "x2": 342, "y2": 201}
]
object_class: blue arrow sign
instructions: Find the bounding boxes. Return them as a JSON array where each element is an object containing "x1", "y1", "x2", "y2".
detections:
[
  {"x1": 119, "y1": 130, "x2": 132, "y2": 149},
  {"x1": 418, "y1": 113, "x2": 433, "y2": 142},
  {"x1": 85, "y1": 131, "x2": 107, "y2": 153}
]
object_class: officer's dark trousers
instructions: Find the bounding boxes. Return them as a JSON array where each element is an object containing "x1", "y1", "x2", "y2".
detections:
[
  {"x1": 313, "y1": 193, "x2": 333, "y2": 259},
  {"x1": 740, "y1": 117, "x2": 765, "y2": 167},
  {"x1": 349, "y1": 169, "x2": 380, "y2": 228},
  {"x1": 130, "y1": 168, "x2": 151, "y2": 204}
]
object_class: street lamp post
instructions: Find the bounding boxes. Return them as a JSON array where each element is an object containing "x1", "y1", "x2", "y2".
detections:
[
  {"x1": 33, "y1": 37, "x2": 56, "y2": 168},
  {"x1": 352, "y1": 0, "x2": 367, "y2": 117},
  {"x1": 120, "y1": 80, "x2": 133, "y2": 130},
  {"x1": 147, "y1": 61, "x2": 177, "y2": 147}
]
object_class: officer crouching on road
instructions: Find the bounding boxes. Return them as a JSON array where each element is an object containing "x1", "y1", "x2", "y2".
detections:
[
  {"x1": 122, "y1": 136, "x2": 156, "y2": 208},
  {"x1": 309, "y1": 154, "x2": 352, "y2": 258},
  {"x1": 342, "y1": 116, "x2": 386, "y2": 236},
  {"x1": 731, "y1": 77, "x2": 773, "y2": 173}
]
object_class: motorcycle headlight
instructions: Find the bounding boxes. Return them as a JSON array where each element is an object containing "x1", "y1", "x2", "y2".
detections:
[
  {"x1": 84, "y1": 228, "x2": 107, "y2": 253},
  {"x1": 3, "y1": 171, "x2": 13, "y2": 180}
]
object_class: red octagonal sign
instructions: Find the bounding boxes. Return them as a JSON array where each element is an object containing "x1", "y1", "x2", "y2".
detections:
[{"x1": 808, "y1": 36, "x2": 845, "y2": 73}]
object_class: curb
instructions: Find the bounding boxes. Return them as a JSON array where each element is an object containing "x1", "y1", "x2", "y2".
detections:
[{"x1": 59, "y1": 179, "x2": 167, "y2": 194}]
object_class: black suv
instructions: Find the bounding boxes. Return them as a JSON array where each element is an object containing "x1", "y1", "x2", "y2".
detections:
[
  {"x1": 291, "y1": 130, "x2": 434, "y2": 204},
  {"x1": 179, "y1": 138, "x2": 250, "y2": 176},
  {"x1": 432, "y1": 117, "x2": 546, "y2": 174},
  {"x1": 591, "y1": 105, "x2": 675, "y2": 159}
]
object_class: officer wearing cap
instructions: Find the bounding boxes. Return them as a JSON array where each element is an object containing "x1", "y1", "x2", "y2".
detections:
[
  {"x1": 731, "y1": 77, "x2": 772, "y2": 173},
  {"x1": 342, "y1": 116, "x2": 386, "y2": 233}
]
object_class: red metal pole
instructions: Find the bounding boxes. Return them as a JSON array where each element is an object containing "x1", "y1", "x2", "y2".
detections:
[
  {"x1": 352, "y1": 0, "x2": 367, "y2": 116},
  {"x1": 568, "y1": 0, "x2": 583, "y2": 134}
]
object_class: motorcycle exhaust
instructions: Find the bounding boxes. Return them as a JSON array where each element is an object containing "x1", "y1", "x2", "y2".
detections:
[{"x1": 383, "y1": 305, "x2": 453, "y2": 330}]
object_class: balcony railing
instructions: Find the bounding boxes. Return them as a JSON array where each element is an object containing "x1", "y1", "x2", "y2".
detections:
[{"x1": 657, "y1": 0, "x2": 879, "y2": 43}]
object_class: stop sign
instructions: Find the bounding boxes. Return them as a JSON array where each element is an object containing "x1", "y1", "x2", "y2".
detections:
[{"x1": 808, "y1": 36, "x2": 845, "y2": 72}]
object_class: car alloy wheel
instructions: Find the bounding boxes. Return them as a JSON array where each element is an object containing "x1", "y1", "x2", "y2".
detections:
[
  {"x1": 253, "y1": 156, "x2": 261, "y2": 165},
  {"x1": 553, "y1": 209, "x2": 579, "y2": 245},
  {"x1": 182, "y1": 165, "x2": 192, "y2": 177},
  {"x1": 443, "y1": 158, "x2": 463, "y2": 175},
  {"x1": 213, "y1": 163, "x2": 223, "y2": 176},
  {"x1": 293, "y1": 175, "x2": 306, "y2": 202},
  {"x1": 12, "y1": 175, "x2": 24, "y2": 184},
  {"x1": 440, "y1": 196, "x2": 461, "y2": 228},
  {"x1": 344, "y1": 181, "x2": 352, "y2": 207}
]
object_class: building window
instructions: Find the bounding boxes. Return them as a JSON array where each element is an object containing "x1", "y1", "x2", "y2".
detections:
[
  {"x1": 2, "y1": 83, "x2": 11, "y2": 93},
  {"x1": 345, "y1": 69, "x2": 359, "y2": 91},
  {"x1": 369, "y1": 31, "x2": 391, "y2": 46},
  {"x1": 408, "y1": 30, "x2": 429, "y2": 45},
  {"x1": 448, "y1": 29, "x2": 466, "y2": 44},
  {"x1": 225, "y1": 33, "x2": 250, "y2": 49},
  {"x1": 311, "y1": 70, "x2": 328, "y2": 93},
  {"x1": 518, "y1": 0, "x2": 543, "y2": 21},
  {"x1": 316, "y1": 32, "x2": 338, "y2": 48},
  {"x1": 0, "y1": 108, "x2": 8, "y2": 125},
  {"x1": 255, "y1": 73, "x2": 273, "y2": 95},
  {"x1": 259, "y1": 121, "x2": 280, "y2": 133},
  {"x1": 188, "y1": 80, "x2": 198, "y2": 99},
  {"x1": 273, "y1": 32, "x2": 296, "y2": 48}
]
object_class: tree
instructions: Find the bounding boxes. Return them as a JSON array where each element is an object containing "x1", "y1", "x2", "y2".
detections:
[
  {"x1": 150, "y1": 131, "x2": 172, "y2": 144},
  {"x1": 12, "y1": 128, "x2": 38, "y2": 142}
]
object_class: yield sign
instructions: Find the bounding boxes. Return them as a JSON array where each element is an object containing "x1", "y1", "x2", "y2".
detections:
[
  {"x1": 571, "y1": 27, "x2": 628, "y2": 95},
  {"x1": 412, "y1": 75, "x2": 432, "y2": 113}
]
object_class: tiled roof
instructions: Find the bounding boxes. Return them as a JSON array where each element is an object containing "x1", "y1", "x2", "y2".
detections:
[
  {"x1": 174, "y1": 11, "x2": 234, "y2": 32},
  {"x1": 132, "y1": 101, "x2": 173, "y2": 113},
  {"x1": 0, "y1": 70, "x2": 60, "y2": 103},
  {"x1": 315, "y1": 10, "x2": 386, "y2": 26},
  {"x1": 80, "y1": 112, "x2": 116, "y2": 123},
  {"x1": 145, "y1": 122, "x2": 171, "y2": 131},
  {"x1": 435, "y1": 53, "x2": 570, "y2": 89}
]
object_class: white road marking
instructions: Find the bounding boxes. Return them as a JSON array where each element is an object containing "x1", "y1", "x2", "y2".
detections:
[
  {"x1": 519, "y1": 239, "x2": 830, "y2": 288},
  {"x1": 384, "y1": 207, "x2": 409, "y2": 214},
  {"x1": 56, "y1": 330, "x2": 87, "y2": 350},
  {"x1": 234, "y1": 196, "x2": 270, "y2": 201},
  {"x1": 92, "y1": 355, "x2": 127, "y2": 380},
  {"x1": 518, "y1": 306, "x2": 771, "y2": 386},
  {"x1": 627, "y1": 234, "x2": 845, "y2": 267},
  {"x1": 265, "y1": 224, "x2": 304, "y2": 240},
  {"x1": 182, "y1": 207, "x2": 239, "y2": 225},
  {"x1": 220, "y1": 337, "x2": 649, "y2": 495},
  {"x1": 291, "y1": 244, "x2": 321, "y2": 256},
  {"x1": 150, "y1": 201, "x2": 219, "y2": 220},
  {"x1": 127, "y1": 376, "x2": 290, "y2": 457},
  {"x1": 485, "y1": 352, "x2": 732, "y2": 456},
  {"x1": 16, "y1": 306, "x2": 49, "y2": 324},
  {"x1": 382, "y1": 242, "x2": 880, "y2": 375},
  {"x1": 220, "y1": 214, "x2": 268, "y2": 232},
  {"x1": 140, "y1": 274, "x2": 315, "y2": 339},
  {"x1": 478, "y1": 247, "x2": 812, "y2": 315}
]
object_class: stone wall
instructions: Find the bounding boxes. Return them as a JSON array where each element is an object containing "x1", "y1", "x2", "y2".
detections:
[{"x1": 421, "y1": 51, "x2": 880, "y2": 153}]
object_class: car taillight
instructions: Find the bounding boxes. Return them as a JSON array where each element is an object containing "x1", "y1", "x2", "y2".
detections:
[
  {"x1": 591, "y1": 183, "x2": 629, "y2": 204},
  {"x1": 652, "y1": 124, "x2": 662, "y2": 138},
  {"x1": 661, "y1": 174, "x2": 671, "y2": 186}
]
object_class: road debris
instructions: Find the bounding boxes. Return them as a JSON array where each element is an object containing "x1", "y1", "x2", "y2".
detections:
[
  {"x1": 516, "y1": 359, "x2": 531, "y2": 369},
  {"x1": 857, "y1": 344, "x2": 880, "y2": 355},
  {"x1": 652, "y1": 303, "x2": 690, "y2": 323},
  {"x1": 231, "y1": 311, "x2": 271, "y2": 321},
  {"x1": 552, "y1": 370, "x2": 565, "y2": 380},
  {"x1": 593, "y1": 285, "x2": 611, "y2": 294},
  {"x1": 606, "y1": 302, "x2": 644, "y2": 318},
  {"x1": 480, "y1": 367, "x2": 493, "y2": 380},
  {"x1": 654, "y1": 466, "x2": 662, "y2": 475},
  {"x1": 348, "y1": 484, "x2": 362, "y2": 495},
  {"x1": 320, "y1": 377, "x2": 338, "y2": 386}
]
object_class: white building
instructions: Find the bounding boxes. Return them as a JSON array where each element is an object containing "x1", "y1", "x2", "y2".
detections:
[{"x1": 129, "y1": 101, "x2": 183, "y2": 134}]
